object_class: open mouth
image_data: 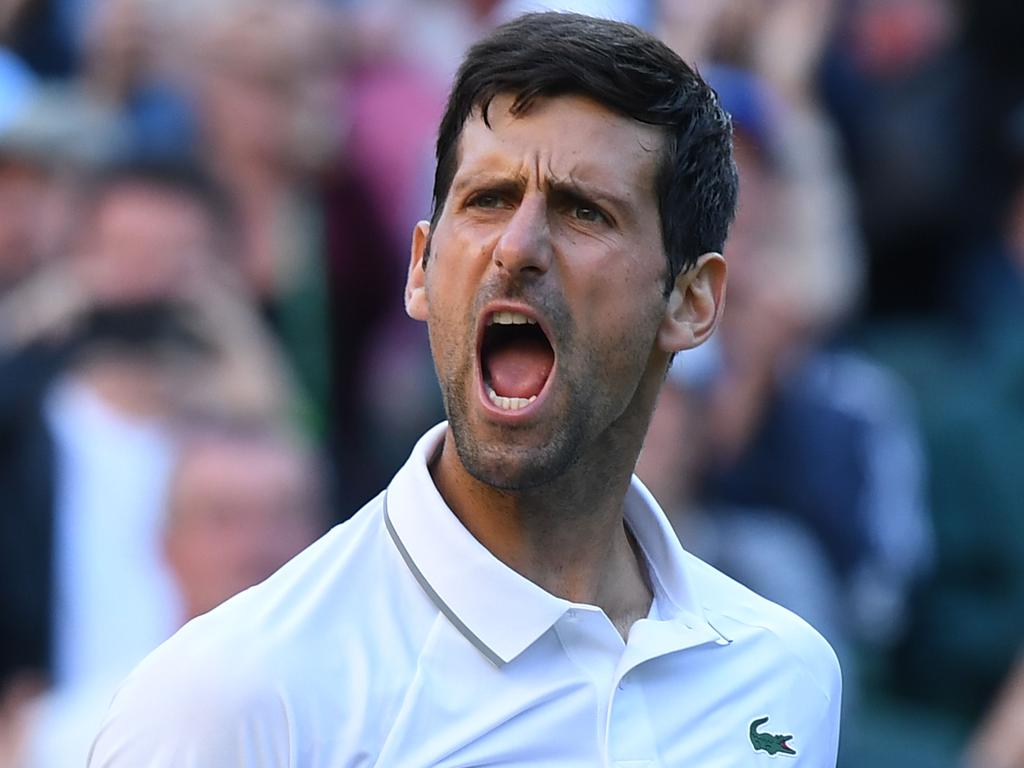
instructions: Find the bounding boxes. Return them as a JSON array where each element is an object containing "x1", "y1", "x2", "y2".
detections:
[{"x1": 479, "y1": 309, "x2": 555, "y2": 412}]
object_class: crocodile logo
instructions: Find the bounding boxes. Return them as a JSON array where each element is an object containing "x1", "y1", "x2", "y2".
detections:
[{"x1": 749, "y1": 716, "x2": 796, "y2": 756}]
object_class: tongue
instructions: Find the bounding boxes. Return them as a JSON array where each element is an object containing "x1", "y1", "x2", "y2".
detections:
[{"x1": 487, "y1": 337, "x2": 553, "y2": 399}]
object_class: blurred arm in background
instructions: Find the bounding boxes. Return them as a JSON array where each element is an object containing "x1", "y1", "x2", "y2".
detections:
[{"x1": 964, "y1": 651, "x2": 1024, "y2": 768}]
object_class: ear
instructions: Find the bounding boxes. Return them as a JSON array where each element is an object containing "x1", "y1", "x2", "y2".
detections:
[
  {"x1": 405, "y1": 220, "x2": 430, "y2": 322},
  {"x1": 656, "y1": 252, "x2": 727, "y2": 353}
]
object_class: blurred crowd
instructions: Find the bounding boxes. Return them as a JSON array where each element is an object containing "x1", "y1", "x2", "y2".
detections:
[{"x1": 0, "y1": 0, "x2": 1021, "y2": 766}]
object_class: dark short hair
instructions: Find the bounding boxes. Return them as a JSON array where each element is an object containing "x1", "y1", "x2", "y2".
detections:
[{"x1": 430, "y1": 12, "x2": 738, "y2": 290}]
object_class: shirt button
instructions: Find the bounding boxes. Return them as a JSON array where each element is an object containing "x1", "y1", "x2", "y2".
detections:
[{"x1": 566, "y1": 609, "x2": 578, "y2": 621}]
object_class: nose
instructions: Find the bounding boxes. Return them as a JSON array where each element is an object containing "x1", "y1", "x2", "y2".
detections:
[{"x1": 493, "y1": 195, "x2": 553, "y2": 276}]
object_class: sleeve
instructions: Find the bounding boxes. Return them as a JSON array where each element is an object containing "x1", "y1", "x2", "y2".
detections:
[
  {"x1": 87, "y1": 632, "x2": 292, "y2": 767},
  {"x1": 794, "y1": 635, "x2": 843, "y2": 767}
]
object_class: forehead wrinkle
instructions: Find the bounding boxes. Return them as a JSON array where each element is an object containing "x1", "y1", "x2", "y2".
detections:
[
  {"x1": 450, "y1": 152, "x2": 530, "y2": 194},
  {"x1": 553, "y1": 133, "x2": 658, "y2": 193},
  {"x1": 552, "y1": 167, "x2": 624, "y2": 199}
]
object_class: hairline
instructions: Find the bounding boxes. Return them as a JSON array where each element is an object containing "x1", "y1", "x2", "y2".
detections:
[{"x1": 429, "y1": 90, "x2": 678, "y2": 288}]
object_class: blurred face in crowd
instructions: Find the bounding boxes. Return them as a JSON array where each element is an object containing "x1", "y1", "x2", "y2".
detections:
[
  {"x1": 721, "y1": 132, "x2": 786, "y2": 311},
  {"x1": 76, "y1": 182, "x2": 216, "y2": 305},
  {"x1": 406, "y1": 94, "x2": 723, "y2": 490},
  {"x1": 715, "y1": 131, "x2": 801, "y2": 368},
  {"x1": 195, "y1": 1, "x2": 334, "y2": 172},
  {"x1": 163, "y1": 436, "x2": 321, "y2": 620},
  {"x1": 658, "y1": 0, "x2": 774, "y2": 64},
  {"x1": 850, "y1": 0, "x2": 957, "y2": 76},
  {"x1": 0, "y1": 158, "x2": 51, "y2": 293},
  {"x1": 200, "y1": 50, "x2": 300, "y2": 169}
]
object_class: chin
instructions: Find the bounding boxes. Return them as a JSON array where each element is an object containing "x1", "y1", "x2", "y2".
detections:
[{"x1": 451, "y1": 418, "x2": 584, "y2": 493}]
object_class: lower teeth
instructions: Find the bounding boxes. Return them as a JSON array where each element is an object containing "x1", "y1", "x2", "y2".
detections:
[{"x1": 486, "y1": 385, "x2": 537, "y2": 411}]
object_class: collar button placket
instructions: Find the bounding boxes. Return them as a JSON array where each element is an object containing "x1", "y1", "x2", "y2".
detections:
[{"x1": 607, "y1": 668, "x2": 661, "y2": 767}]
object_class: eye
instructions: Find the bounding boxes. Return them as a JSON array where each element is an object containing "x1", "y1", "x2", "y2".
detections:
[
  {"x1": 467, "y1": 192, "x2": 507, "y2": 209},
  {"x1": 573, "y1": 204, "x2": 606, "y2": 223}
]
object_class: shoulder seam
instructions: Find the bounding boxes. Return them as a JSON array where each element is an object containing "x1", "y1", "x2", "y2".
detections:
[{"x1": 704, "y1": 607, "x2": 839, "y2": 704}]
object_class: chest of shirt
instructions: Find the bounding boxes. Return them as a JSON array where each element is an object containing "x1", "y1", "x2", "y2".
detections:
[{"x1": 292, "y1": 615, "x2": 822, "y2": 768}]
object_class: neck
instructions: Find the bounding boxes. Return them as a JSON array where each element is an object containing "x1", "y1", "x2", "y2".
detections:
[{"x1": 430, "y1": 384, "x2": 660, "y2": 638}]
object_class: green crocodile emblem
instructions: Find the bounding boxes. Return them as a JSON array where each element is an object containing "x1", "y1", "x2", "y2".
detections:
[{"x1": 749, "y1": 716, "x2": 796, "y2": 756}]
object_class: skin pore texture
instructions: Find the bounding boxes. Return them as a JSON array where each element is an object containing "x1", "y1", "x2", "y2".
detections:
[{"x1": 406, "y1": 94, "x2": 726, "y2": 639}]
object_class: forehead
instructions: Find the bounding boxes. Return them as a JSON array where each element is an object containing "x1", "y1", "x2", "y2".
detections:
[
  {"x1": 453, "y1": 93, "x2": 665, "y2": 199},
  {"x1": 94, "y1": 183, "x2": 212, "y2": 232},
  {"x1": 173, "y1": 439, "x2": 310, "y2": 511}
]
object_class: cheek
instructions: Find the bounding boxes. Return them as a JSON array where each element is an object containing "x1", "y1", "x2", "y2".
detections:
[
  {"x1": 425, "y1": 229, "x2": 490, "y2": 337},
  {"x1": 423, "y1": 284, "x2": 472, "y2": 387},
  {"x1": 571, "y1": 262, "x2": 665, "y2": 355},
  {"x1": 569, "y1": 298, "x2": 662, "y2": 409},
  {"x1": 424, "y1": 269, "x2": 464, "y2": 345}
]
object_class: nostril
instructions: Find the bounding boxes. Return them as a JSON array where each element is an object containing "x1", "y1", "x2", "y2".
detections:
[{"x1": 493, "y1": 239, "x2": 552, "y2": 276}]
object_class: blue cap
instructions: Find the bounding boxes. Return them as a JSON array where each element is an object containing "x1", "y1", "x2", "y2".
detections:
[
  {"x1": 0, "y1": 47, "x2": 38, "y2": 137},
  {"x1": 703, "y1": 63, "x2": 777, "y2": 154}
]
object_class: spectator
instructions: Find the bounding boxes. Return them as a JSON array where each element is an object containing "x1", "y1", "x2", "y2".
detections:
[
  {"x1": 18, "y1": 420, "x2": 326, "y2": 768},
  {"x1": 633, "y1": 70, "x2": 934, "y2": 768},
  {"x1": 163, "y1": 421, "x2": 326, "y2": 623},
  {"x1": 0, "y1": 64, "x2": 99, "y2": 300},
  {"x1": 77, "y1": 0, "x2": 196, "y2": 156},
  {"x1": 636, "y1": 355, "x2": 848, "y2": 659},
  {"x1": 188, "y1": 0, "x2": 338, "y2": 432},
  {"x1": 692, "y1": 69, "x2": 931, "y2": 645},
  {"x1": 0, "y1": 155, "x2": 299, "y2": 712},
  {"x1": 821, "y1": 0, "x2": 970, "y2": 316},
  {"x1": 865, "y1": 139, "x2": 1024, "y2": 737}
]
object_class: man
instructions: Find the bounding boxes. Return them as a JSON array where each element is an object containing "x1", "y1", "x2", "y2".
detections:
[
  {"x1": 89, "y1": 13, "x2": 841, "y2": 766},
  {"x1": 0, "y1": 156, "x2": 296, "y2": 709},
  {"x1": 162, "y1": 423, "x2": 326, "y2": 624},
  {"x1": 17, "y1": 423, "x2": 325, "y2": 768}
]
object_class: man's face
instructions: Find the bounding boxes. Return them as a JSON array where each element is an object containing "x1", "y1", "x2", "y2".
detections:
[
  {"x1": 408, "y1": 94, "x2": 674, "y2": 490},
  {"x1": 0, "y1": 159, "x2": 50, "y2": 291},
  {"x1": 78, "y1": 184, "x2": 216, "y2": 305},
  {"x1": 165, "y1": 440, "x2": 321, "y2": 620}
]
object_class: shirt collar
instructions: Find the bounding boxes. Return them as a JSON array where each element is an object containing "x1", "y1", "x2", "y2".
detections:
[
  {"x1": 385, "y1": 423, "x2": 726, "y2": 667},
  {"x1": 622, "y1": 477, "x2": 734, "y2": 657}
]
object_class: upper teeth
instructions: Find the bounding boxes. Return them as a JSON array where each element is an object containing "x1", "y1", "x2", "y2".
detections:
[{"x1": 488, "y1": 311, "x2": 536, "y2": 326}]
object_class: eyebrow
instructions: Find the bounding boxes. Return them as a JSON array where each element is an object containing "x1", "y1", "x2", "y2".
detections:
[
  {"x1": 452, "y1": 171, "x2": 634, "y2": 216},
  {"x1": 549, "y1": 175, "x2": 638, "y2": 226},
  {"x1": 451, "y1": 172, "x2": 528, "y2": 199},
  {"x1": 549, "y1": 177, "x2": 626, "y2": 209}
]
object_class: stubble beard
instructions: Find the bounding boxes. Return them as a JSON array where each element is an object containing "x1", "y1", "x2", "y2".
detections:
[{"x1": 443, "y1": 361, "x2": 590, "y2": 492}]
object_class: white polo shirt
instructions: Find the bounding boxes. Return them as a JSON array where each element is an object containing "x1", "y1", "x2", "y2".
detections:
[{"x1": 89, "y1": 423, "x2": 841, "y2": 767}]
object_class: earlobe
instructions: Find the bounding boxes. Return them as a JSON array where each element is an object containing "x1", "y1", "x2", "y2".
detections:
[
  {"x1": 405, "y1": 221, "x2": 431, "y2": 322},
  {"x1": 656, "y1": 252, "x2": 727, "y2": 353}
]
